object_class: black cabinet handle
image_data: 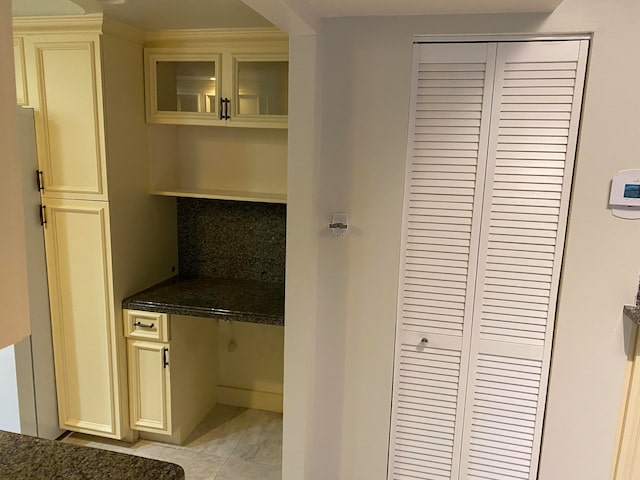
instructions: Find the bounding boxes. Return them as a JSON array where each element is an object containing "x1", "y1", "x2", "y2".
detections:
[
  {"x1": 219, "y1": 98, "x2": 230, "y2": 120},
  {"x1": 163, "y1": 348, "x2": 169, "y2": 368},
  {"x1": 133, "y1": 321, "x2": 155, "y2": 329},
  {"x1": 224, "y1": 98, "x2": 230, "y2": 120},
  {"x1": 39, "y1": 205, "x2": 46, "y2": 226},
  {"x1": 36, "y1": 170, "x2": 44, "y2": 191}
]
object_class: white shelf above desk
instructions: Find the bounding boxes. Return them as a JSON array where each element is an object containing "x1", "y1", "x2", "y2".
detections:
[{"x1": 151, "y1": 187, "x2": 286, "y2": 204}]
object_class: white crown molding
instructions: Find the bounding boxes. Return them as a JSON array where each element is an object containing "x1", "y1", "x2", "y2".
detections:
[
  {"x1": 13, "y1": 13, "x2": 104, "y2": 34},
  {"x1": 12, "y1": 13, "x2": 144, "y2": 43},
  {"x1": 144, "y1": 27, "x2": 288, "y2": 47}
]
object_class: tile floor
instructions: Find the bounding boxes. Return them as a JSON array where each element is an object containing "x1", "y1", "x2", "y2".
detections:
[{"x1": 62, "y1": 404, "x2": 282, "y2": 480}]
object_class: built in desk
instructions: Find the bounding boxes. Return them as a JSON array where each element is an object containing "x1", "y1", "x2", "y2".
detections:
[{"x1": 122, "y1": 275, "x2": 285, "y2": 326}]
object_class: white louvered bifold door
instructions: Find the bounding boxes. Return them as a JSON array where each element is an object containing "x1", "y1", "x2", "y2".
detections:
[
  {"x1": 390, "y1": 38, "x2": 589, "y2": 480},
  {"x1": 459, "y1": 40, "x2": 589, "y2": 480},
  {"x1": 388, "y1": 43, "x2": 497, "y2": 480}
]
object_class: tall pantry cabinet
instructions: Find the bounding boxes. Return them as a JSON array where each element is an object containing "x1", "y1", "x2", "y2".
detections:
[
  {"x1": 13, "y1": 15, "x2": 177, "y2": 440},
  {"x1": 389, "y1": 38, "x2": 589, "y2": 479}
]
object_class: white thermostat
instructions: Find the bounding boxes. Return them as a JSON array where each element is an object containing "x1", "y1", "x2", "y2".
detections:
[{"x1": 610, "y1": 169, "x2": 640, "y2": 219}]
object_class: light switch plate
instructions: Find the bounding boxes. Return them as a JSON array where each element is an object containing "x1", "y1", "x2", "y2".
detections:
[{"x1": 329, "y1": 213, "x2": 349, "y2": 238}]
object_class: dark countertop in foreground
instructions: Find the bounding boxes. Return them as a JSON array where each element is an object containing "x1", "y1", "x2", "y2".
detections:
[
  {"x1": 624, "y1": 305, "x2": 640, "y2": 325},
  {"x1": 123, "y1": 275, "x2": 285, "y2": 326},
  {"x1": 0, "y1": 430, "x2": 184, "y2": 480}
]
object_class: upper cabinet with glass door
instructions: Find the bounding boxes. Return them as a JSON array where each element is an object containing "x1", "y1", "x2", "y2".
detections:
[
  {"x1": 146, "y1": 51, "x2": 223, "y2": 126},
  {"x1": 232, "y1": 54, "x2": 288, "y2": 127},
  {"x1": 144, "y1": 33, "x2": 288, "y2": 129}
]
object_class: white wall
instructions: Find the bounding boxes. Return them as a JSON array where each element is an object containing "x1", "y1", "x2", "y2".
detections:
[
  {"x1": 288, "y1": 1, "x2": 640, "y2": 479},
  {"x1": 0, "y1": 346, "x2": 21, "y2": 433},
  {"x1": 283, "y1": 32, "x2": 323, "y2": 480},
  {"x1": 0, "y1": 0, "x2": 31, "y2": 349},
  {"x1": 218, "y1": 321, "x2": 284, "y2": 411},
  {"x1": 176, "y1": 126, "x2": 288, "y2": 195}
]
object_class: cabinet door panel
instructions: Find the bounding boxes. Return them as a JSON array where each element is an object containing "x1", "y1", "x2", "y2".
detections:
[
  {"x1": 144, "y1": 50, "x2": 225, "y2": 127},
  {"x1": 43, "y1": 199, "x2": 121, "y2": 437},
  {"x1": 231, "y1": 54, "x2": 288, "y2": 127},
  {"x1": 29, "y1": 36, "x2": 107, "y2": 200},
  {"x1": 128, "y1": 340, "x2": 171, "y2": 435}
]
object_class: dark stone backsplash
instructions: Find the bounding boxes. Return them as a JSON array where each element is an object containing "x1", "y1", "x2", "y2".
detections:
[{"x1": 177, "y1": 198, "x2": 286, "y2": 282}]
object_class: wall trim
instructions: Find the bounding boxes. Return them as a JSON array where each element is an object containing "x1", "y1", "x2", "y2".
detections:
[
  {"x1": 217, "y1": 385, "x2": 283, "y2": 413},
  {"x1": 413, "y1": 33, "x2": 593, "y2": 43}
]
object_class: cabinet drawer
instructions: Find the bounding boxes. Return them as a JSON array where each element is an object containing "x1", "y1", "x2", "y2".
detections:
[{"x1": 124, "y1": 310, "x2": 169, "y2": 342}]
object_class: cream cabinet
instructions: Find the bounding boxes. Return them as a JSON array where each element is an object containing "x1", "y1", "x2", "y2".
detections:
[
  {"x1": 42, "y1": 199, "x2": 121, "y2": 437},
  {"x1": 144, "y1": 35, "x2": 288, "y2": 128},
  {"x1": 14, "y1": 14, "x2": 178, "y2": 441},
  {"x1": 23, "y1": 34, "x2": 107, "y2": 201},
  {"x1": 144, "y1": 28, "x2": 289, "y2": 204},
  {"x1": 128, "y1": 339, "x2": 172, "y2": 435},
  {"x1": 124, "y1": 310, "x2": 218, "y2": 445}
]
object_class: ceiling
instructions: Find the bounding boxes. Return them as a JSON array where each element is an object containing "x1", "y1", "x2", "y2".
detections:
[
  {"x1": 12, "y1": 0, "x2": 274, "y2": 30},
  {"x1": 11, "y1": 0, "x2": 563, "y2": 30}
]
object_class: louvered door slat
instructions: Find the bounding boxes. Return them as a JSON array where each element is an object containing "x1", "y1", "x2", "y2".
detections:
[
  {"x1": 459, "y1": 39, "x2": 588, "y2": 480},
  {"x1": 487, "y1": 247, "x2": 555, "y2": 260},
  {"x1": 389, "y1": 42, "x2": 496, "y2": 480},
  {"x1": 501, "y1": 100, "x2": 573, "y2": 111},
  {"x1": 501, "y1": 111, "x2": 571, "y2": 120}
]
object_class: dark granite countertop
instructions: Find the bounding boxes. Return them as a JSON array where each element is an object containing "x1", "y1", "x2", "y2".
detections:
[
  {"x1": 123, "y1": 275, "x2": 285, "y2": 326},
  {"x1": 624, "y1": 305, "x2": 640, "y2": 325},
  {"x1": 0, "y1": 430, "x2": 184, "y2": 480}
]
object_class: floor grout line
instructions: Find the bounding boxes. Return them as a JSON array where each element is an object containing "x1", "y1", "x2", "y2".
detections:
[{"x1": 212, "y1": 455, "x2": 231, "y2": 480}]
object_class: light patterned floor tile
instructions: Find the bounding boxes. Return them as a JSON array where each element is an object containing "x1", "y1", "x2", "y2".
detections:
[
  {"x1": 126, "y1": 441, "x2": 226, "y2": 480},
  {"x1": 228, "y1": 411, "x2": 282, "y2": 465},
  {"x1": 60, "y1": 405, "x2": 283, "y2": 480},
  {"x1": 214, "y1": 457, "x2": 281, "y2": 480},
  {"x1": 182, "y1": 407, "x2": 261, "y2": 457}
]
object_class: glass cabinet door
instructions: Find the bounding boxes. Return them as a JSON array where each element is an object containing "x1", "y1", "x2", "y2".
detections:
[
  {"x1": 145, "y1": 51, "x2": 223, "y2": 125},
  {"x1": 233, "y1": 58, "x2": 288, "y2": 120},
  {"x1": 156, "y1": 60, "x2": 218, "y2": 115}
]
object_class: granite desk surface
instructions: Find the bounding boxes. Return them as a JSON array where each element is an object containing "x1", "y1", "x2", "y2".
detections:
[
  {"x1": 123, "y1": 275, "x2": 285, "y2": 326},
  {"x1": 0, "y1": 430, "x2": 184, "y2": 480}
]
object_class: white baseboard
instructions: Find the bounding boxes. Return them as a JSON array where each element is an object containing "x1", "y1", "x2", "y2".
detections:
[{"x1": 217, "y1": 385, "x2": 283, "y2": 413}]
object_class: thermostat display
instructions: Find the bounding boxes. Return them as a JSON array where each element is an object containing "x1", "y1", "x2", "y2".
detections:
[
  {"x1": 610, "y1": 170, "x2": 640, "y2": 219},
  {"x1": 624, "y1": 184, "x2": 640, "y2": 199}
]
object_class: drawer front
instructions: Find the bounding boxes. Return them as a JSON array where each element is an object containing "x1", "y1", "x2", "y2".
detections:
[{"x1": 124, "y1": 310, "x2": 169, "y2": 342}]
